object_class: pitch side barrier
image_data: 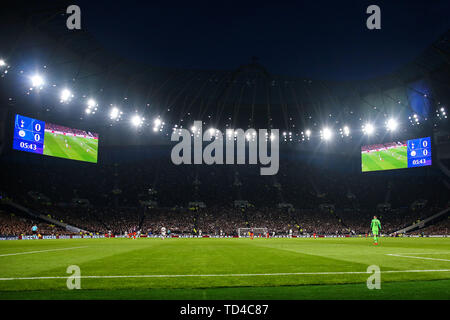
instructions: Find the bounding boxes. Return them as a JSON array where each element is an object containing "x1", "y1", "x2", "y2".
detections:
[{"x1": 0, "y1": 234, "x2": 447, "y2": 240}]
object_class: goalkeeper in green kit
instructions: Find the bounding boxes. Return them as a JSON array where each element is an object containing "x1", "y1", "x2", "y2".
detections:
[{"x1": 370, "y1": 216, "x2": 381, "y2": 245}]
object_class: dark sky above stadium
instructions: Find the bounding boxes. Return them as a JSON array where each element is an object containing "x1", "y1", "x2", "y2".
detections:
[{"x1": 54, "y1": 0, "x2": 450, "y2": 80}]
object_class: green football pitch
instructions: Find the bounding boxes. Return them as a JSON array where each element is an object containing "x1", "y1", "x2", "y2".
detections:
[
  {"x1": 0, "y1": 237, "x2": 449, "y2": 300},
  {"x1": 43, "y1": 132, "x2": 98, "y2": 163},
  {"x1": 361, "y1": 146, "x2": 407, "y2": 172}
]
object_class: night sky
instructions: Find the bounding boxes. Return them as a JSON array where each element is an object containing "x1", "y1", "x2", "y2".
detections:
[{"x1": 77, "y1": 0, "x2": 450, "y2": 80}]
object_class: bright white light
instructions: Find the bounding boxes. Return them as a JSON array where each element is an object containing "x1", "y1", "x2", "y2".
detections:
[
  {"x1": 364, "y1": 123, "x2": 375, "y2": 135},
  {"x1": 60, "y1": 89, "x2": 72, "y2": 102},
  {"x1": 131, "y1": 115, "x2": 143, "y2": 127},
  {"x1": 154, "y1": 118, "x2": 162, "y2": 126},
  {"x1": 305, "y1": 129, "x2": 311, "y2": 137},
  {"x1": 343, "y1": 126, "x2": 350, "y2": 136},
  {"x1": 322, "y1": 128, "x2": 332, "y2": 140},
  {"x1": 386, "y1": 118, "x2": 398, "y2": 131},
  {"x1": 87, "y1": 99, "x2": 96, "y2": 108},
  {"x1": 191, "y1": 126, "x2": 197, "y2": 132},
  {"x1": 30, "y1": 75, "x2": 44, "y2": 87},
  {"x1": 209, "y1": 128, "x2": 215, "y2": 134},
  {"x1": 85, "y1": 108, "x2": 91, "y2": 114},
  {"x1": 110, "y1": 107, "x2": 120, "y2": 120},
  {"x1": 0, "y1": 59, "x2": 5, "y2": 67}
]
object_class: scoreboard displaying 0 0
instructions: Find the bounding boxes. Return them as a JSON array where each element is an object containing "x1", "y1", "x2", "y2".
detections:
[
  {"x1": 13, "y1": 115, "x2": 45, "y2": 154},
  {"x1": 13, "y1": 114, "x2": 99, "y2": 163},
  {"x1": 407, "y1": 137, "x2": 432, "y2": 168},
  {"x1": 361, "y1": 137, "x2": 431, "y2": 172}
]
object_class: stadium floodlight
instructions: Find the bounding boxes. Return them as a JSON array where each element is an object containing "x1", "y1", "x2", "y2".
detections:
[
  {"x1": 386, "y1": 118, "x2": 398, "y2": 131},
  {"x1": 131, "y1": 115, "x2": 143, "y2": 127},
  {"x1": 87, "y1": 99, "x2": 96, "y2": 108},
  {"x1": 305, "y1": 129, "x2": 311, "y2": 137},
  {"x1": 110, "y1": 107, "x2": 120, "y2": 120},
  {"x1": 322, "y1": 127, "x2": 332, "y2": 141},
  {"x1": 191, "y1": 126, "x2": 197, "y2": 132},
  {"x1": 363, "y1": 123, "x2": 375, "y2": 135},
  {"x1": 30, "y1": 74, "x2": 44, "y2": 88},
  {"x1": 60, "y1": 89, "x2": 73, "y2": 103},
  {"x1": 85, "y1": 108, "x2": 92, "y2": 114},
  {"x1": 0, "y1": 59, "x2": 5, "y2": 67},
  {"x1": 343, "y1": 126, "x2": 350, "y2": 136},
  {"x1": 153, "y1": 118, "x2": 163, "y2": 132},
  {"x1": 154, "y1": 118, "x2": 162, "y2": 127}
]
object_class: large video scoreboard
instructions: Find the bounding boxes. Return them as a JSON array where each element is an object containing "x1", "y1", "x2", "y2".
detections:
[
  {"x1": 361, "y1": 137, "x2": 431, "y2": 172},
  {"x1": 13, "y1": 114, "x2": 99, "y2": 163}
]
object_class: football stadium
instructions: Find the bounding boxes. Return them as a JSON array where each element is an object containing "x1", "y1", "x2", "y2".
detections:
[{"x1": 0, "y1": 0, "x2": 449, "y2": 314}]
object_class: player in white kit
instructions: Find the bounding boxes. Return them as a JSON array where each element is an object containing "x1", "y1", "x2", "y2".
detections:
[{"x1": 161, "y1": 227, "x2": 166, "y2": 240}]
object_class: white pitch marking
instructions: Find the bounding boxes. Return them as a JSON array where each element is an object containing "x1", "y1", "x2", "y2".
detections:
[
  {"x1": 386, "y1": 253, "x2": 450, "y2": 262},
  {"x1": 0, "y1": 269, "x2": 449, "y2": 281},
  {"x1": 386, "y1": 252, "x2": 450, "y2": 255},
  {"x1": 0, "y1": 246, "x2": 88, "y2": 257}
]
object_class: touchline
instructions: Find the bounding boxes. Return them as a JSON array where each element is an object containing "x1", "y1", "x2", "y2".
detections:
[{"x1": 171, "y1": 121, "x2": 279, "y2": 175}]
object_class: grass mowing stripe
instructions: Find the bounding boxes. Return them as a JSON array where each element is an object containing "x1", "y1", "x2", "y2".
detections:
[
  {"x1": 1, "y1": 238, "x2": 448, "y2": 298},
  {"x1": 1, "y1": 269, "x2": 450, "y2": 281},
  {"x1": 3, "y1": 279, "x2": 449, "y2": 300}
]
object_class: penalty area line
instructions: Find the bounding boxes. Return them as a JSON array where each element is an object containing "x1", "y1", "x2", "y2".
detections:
[
  {"x1": 0, "y1": 269, "x2": 449, "y2": 281},
  {"x1": 0, "y1": 246, "x2": 88, "y2": 257}
]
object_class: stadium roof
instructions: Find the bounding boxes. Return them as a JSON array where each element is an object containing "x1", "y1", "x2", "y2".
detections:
[{"x1": 0, "y1": 2, "x2": 449, "y2": 145}]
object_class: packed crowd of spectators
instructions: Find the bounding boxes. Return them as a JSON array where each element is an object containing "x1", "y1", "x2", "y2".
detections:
[
  {"x1": 361, "y1": 141, "x2": 405, "y2": 152},
  {"x1": 0, "y1": 209, "x2": 66, "y2": 236},
  {"x1": 2, "y1": 201, "x2": 447, "y2": 237},
  {"x1": 1, "y1": 148, "x2": 449, "y2": 237},
  {"x1": 44, "y1": 123, "x2": 99, "y2": 138},
  {"x1": 410, "y1": 217, "x2": 450, "y2": 236}
]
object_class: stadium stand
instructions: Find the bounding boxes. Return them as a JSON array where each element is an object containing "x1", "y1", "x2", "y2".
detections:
[{"x1": 1, "y1": 152, "x2": 448, "y2": 237}]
